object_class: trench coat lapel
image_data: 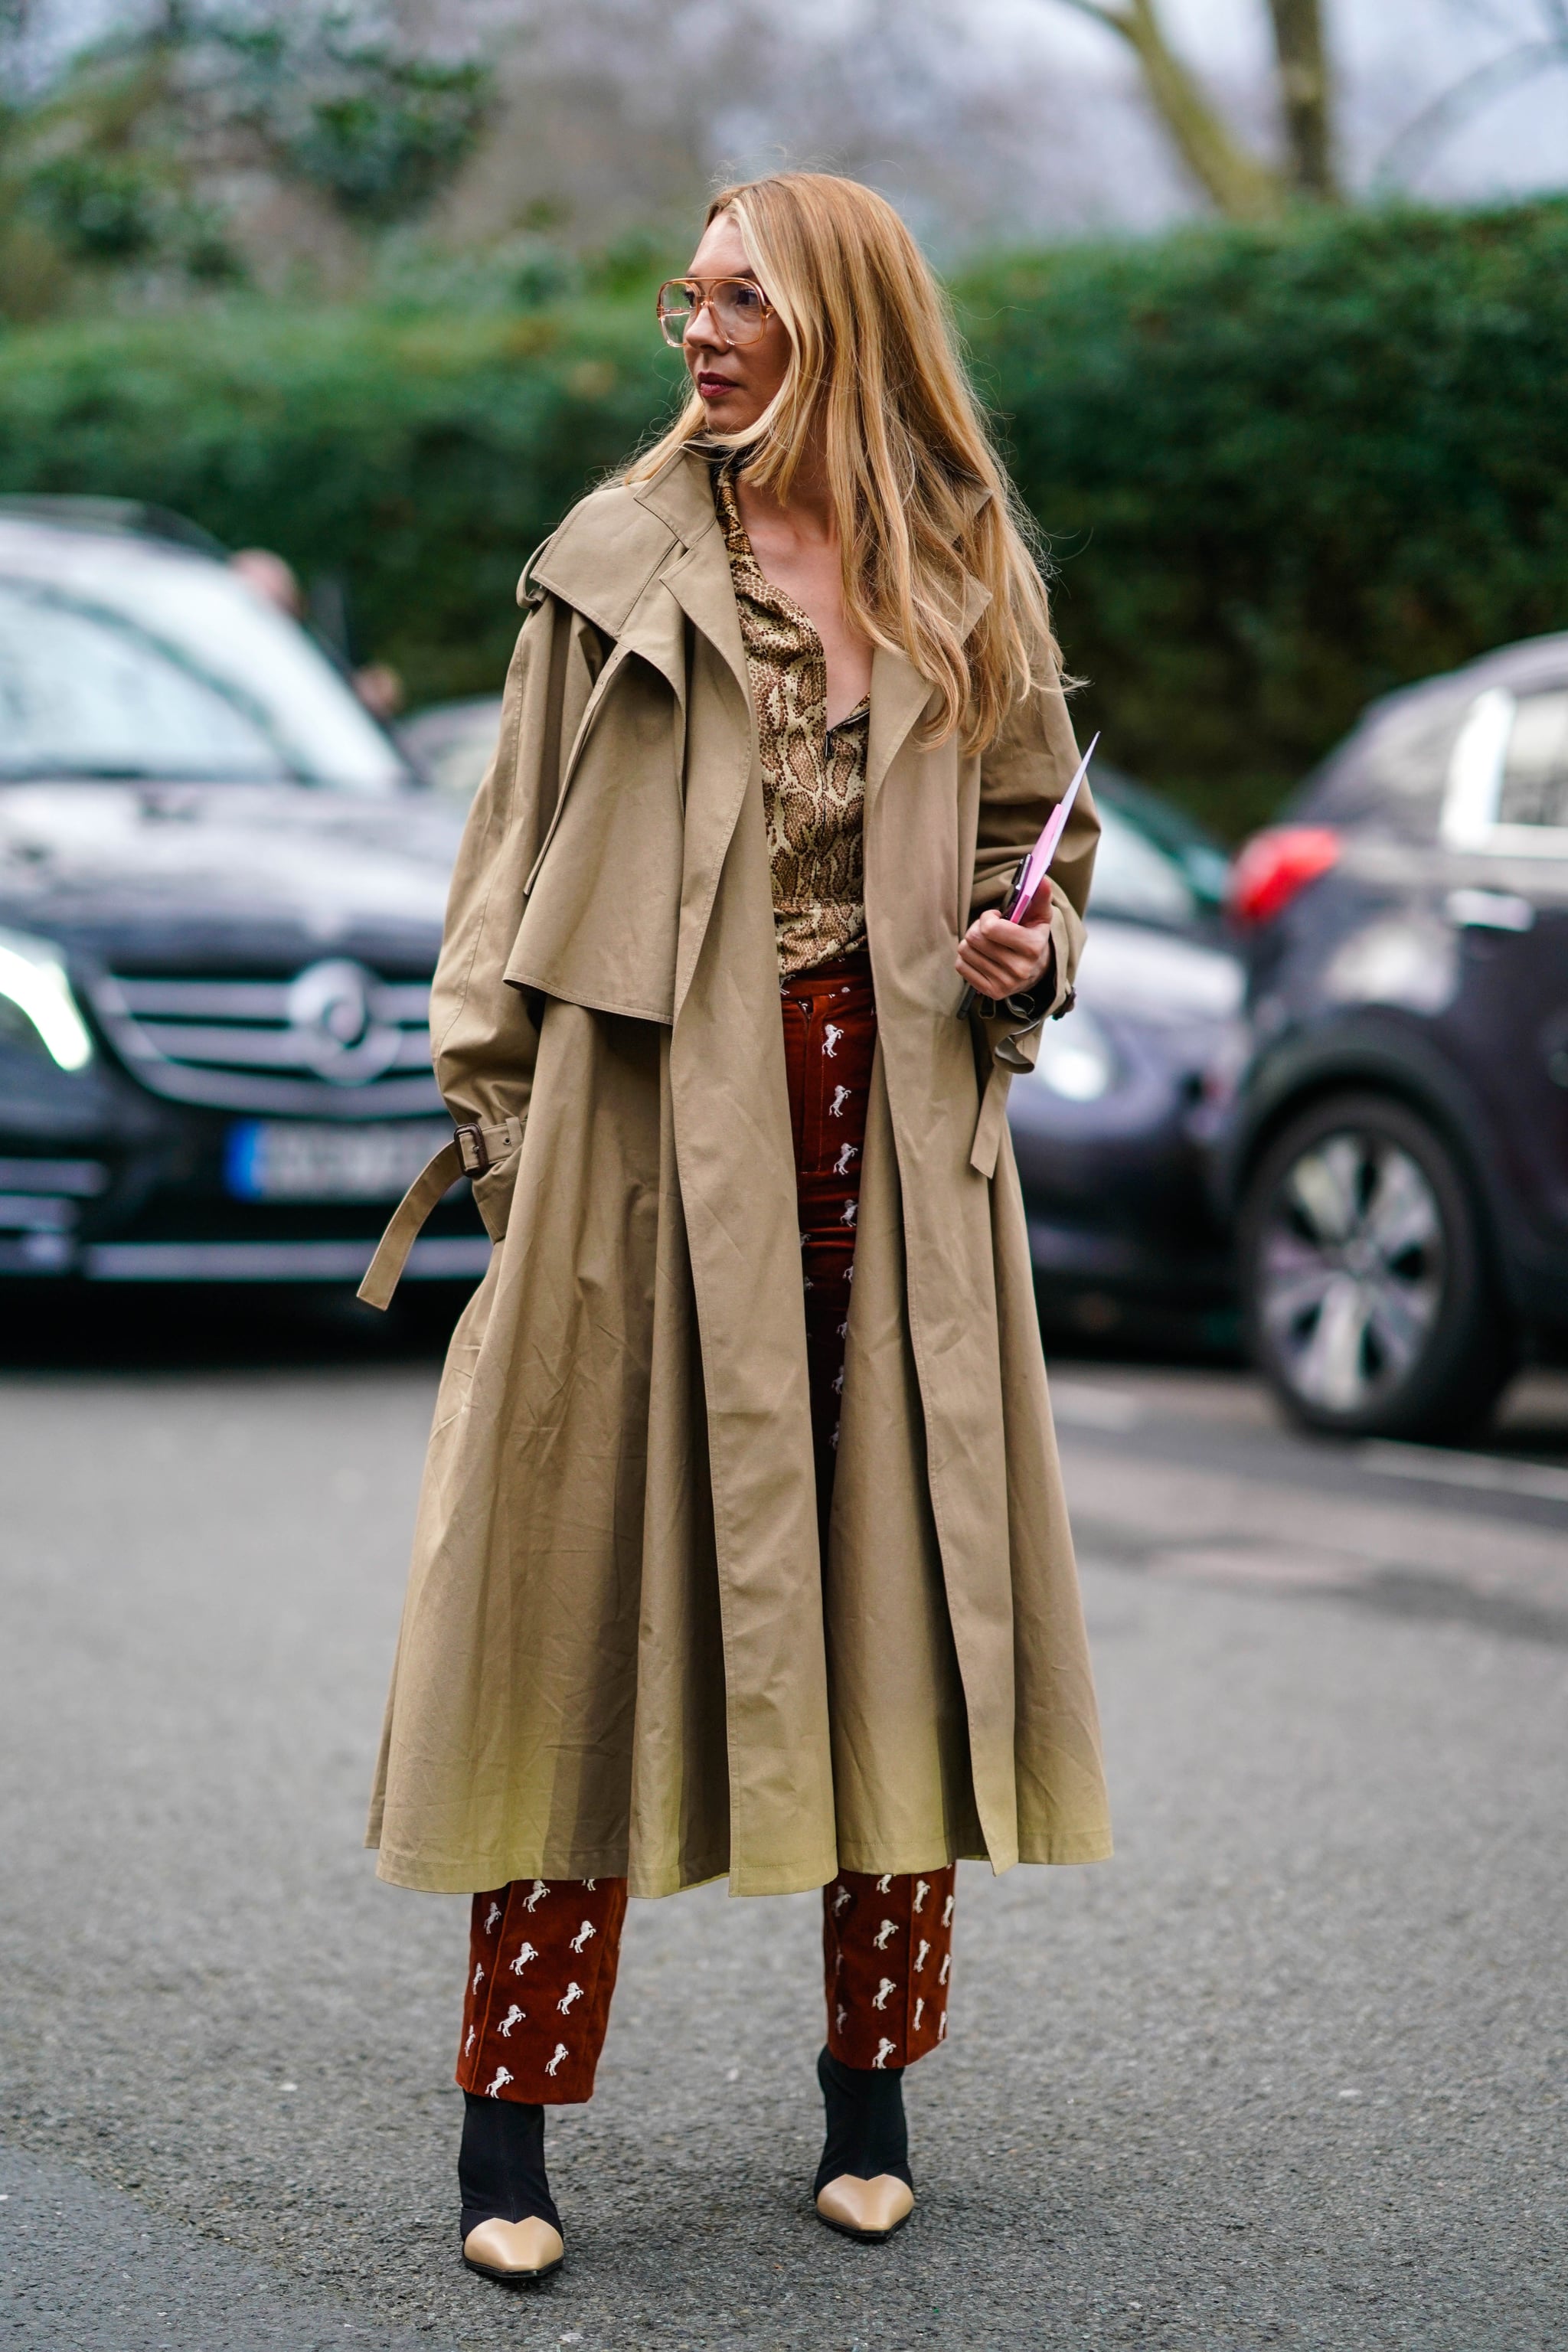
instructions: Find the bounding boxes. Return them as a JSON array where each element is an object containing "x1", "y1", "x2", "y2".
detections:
[
  {"x1": 866, "y1": 645, "x2": 936, "y2": 809},
  {"x1": 864, "y1": 574, "x2": 992, "y2": 812},
  {"x1": 629, "y1": 456, "x2": 758, "y2": 1023}
]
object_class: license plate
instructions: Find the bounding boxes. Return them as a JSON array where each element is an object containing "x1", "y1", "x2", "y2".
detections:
[{"x1": 224, "y1": 1119, "x2": 453, "y2": 1203}]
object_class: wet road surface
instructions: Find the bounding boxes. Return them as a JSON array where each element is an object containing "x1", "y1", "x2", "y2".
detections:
[{"x1": 2, "y1": 1297, "x2": 1565, "y2": 2350}]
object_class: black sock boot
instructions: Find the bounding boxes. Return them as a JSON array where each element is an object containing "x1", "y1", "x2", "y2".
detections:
[
  {"x1": 815, "y1": 2047, "x2": 913, "y2": 2194},
  {"x1": 458, "y1": 2092, "x2": 561, "y2": 2243}
]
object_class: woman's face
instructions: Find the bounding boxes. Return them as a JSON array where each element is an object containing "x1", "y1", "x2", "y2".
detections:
[{"x1": 681, "y1": 211, "x2": 792, "y2": 435}]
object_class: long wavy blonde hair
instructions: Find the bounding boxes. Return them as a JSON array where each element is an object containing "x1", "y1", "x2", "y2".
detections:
[{"x1": 627, "y1": 171, "x2": 1063, "y2": 755}]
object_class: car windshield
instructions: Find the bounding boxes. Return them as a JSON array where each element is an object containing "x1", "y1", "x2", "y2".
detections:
[
  {"x1": 1089, "y1": 799, "x2": 1204, "y2": 926},
  {"x1": 0, "y1": 531, "x2": 408, "y2": 792}
]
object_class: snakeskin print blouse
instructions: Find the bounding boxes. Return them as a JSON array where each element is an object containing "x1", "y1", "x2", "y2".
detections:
[{"x1": 714, "y1": 463, "x2": 870, "y2": 978}]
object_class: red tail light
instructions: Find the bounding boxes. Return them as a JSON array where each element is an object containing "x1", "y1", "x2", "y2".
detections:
[{"x1": 1227, "y1": 826, "x2": 1341, "y2": 926}]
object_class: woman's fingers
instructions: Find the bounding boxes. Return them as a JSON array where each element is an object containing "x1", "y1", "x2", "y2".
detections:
[{"x1": 958, "y1": 908, "x2": 1054, "y2": 995}]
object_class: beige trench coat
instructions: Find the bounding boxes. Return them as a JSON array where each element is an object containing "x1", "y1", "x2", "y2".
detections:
[{"x1": 367, "y1": 443, "x2": 1112, "y2": 1899}]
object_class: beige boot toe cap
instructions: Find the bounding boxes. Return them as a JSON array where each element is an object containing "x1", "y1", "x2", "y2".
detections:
[
  {"x1": 815, "y1": 2173, "x2": 915, "y2": 2239},
  {"x1": 462, "y1": 2215, "x2": 565, "y2": 2280}
]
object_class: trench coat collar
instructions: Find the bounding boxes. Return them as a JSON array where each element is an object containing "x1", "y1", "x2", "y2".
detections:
[
  {"x1": 632, "y1": 447, "x2": 752, "y2": 710},
  {"x1": 628, "y1": 446, "x2": 994, "y2": 800},
  {"x1": 532, "y1": 446, "x2": 996, "y2": 845}
]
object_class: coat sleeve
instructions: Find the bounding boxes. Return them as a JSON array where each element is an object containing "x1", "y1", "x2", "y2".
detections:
[
  {"x1": 971, "y1": 655, "x2": 1099, "y2": 1021},
  {"x1": 429, "y1": 592, "x2": 606, "y2": 1239}
]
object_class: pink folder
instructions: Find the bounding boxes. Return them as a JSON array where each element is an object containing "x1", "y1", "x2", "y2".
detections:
[{"x1": 958, "y1": 731, "x2": 1099, "y2": 1015}]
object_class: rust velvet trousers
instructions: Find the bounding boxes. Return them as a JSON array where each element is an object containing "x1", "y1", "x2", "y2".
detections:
[{"x1": 455, "y1": 953, "x2": 956, "y2": 2106}]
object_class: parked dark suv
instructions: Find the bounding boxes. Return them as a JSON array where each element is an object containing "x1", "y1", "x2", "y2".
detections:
[
  {"x1": 0, "y1": 500, "x2": 486, "y2": 1288},
  {"x1": 1220, "y1": 632, "x2": 1568, "y2": 1439}
]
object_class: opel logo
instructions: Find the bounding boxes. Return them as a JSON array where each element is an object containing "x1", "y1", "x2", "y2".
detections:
[{"x1": 286, "y1": 959, "x2": 402, "y2": 1086}]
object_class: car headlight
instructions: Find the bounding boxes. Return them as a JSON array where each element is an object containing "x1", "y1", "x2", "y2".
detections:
[
  {"x1": 0, "y1": 926, "x2": 94, "y2": 1070},
  {"x1": 1027, "y1": 1005, "x2": 1118, "y2": 1102}
]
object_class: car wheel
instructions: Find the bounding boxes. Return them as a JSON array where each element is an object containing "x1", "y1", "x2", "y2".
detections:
[{"x1": 1240, "y1": 1091, "x2": 1513, "y2": 1441}]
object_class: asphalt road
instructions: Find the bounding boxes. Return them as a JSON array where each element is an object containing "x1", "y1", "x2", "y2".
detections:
[{"x1": 2, "y1": 1294, "x2": 1566, "y2": 2352}]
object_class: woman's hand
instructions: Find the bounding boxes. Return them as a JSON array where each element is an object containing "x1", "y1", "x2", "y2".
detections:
[{"x1": 956, "y1": 877, "x2": 1057, "y2": 1004}]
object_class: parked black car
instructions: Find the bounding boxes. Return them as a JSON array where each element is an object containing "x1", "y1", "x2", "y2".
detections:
[
  {"x1": 403, "y1": 694, "x2": 1246, "y2": 1348},
  {"x1": 1004, "y1": 769, "x2": 1243, "y2": 1345},
  {"x1": 1219, "y1": 632, "x2": 1568, "y2": 1439},
  {"x1": 0, "y1": 500, "x2": 487, "y2": 1288}
]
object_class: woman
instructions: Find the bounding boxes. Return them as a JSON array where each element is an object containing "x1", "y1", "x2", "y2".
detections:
[{"x1": 360, "y1": 170, "x2": 1111, "y2": 2284}]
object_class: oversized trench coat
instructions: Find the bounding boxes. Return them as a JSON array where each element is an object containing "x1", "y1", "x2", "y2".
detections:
[{"x1": 366, "y1": 443, "x2": 1112, "y2": 1899}]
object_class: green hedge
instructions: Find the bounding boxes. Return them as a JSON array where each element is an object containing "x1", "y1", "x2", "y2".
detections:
[
  {"x1": 2, "y1": 198, "x2": 1566, "y2": 836},
  {"x1": 0, "y1": 297, "x2": 686, "y2": 704},
  {"x1": 958, "y1": 198, "x2": 1568, "y2": 833}
]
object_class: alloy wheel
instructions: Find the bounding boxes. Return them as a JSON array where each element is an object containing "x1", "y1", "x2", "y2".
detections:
[{"x1": 1257, "y1": 1129, "x2": 1445, "y2": 1418}]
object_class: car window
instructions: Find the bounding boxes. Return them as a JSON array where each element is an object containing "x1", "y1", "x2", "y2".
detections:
[
  {"x1": 1087, "y1": 799, "x2": 1198, "y2": 926},
  {"x1": 0, "y1": 529, "x2": 407, "y2": 792},
  {"x1": 0, "y1": 580, "x2": 294, "y2": 781},
  {"x1": 1499, "y1": 689, "x2": 1568, "y2": 830},
  {"x1": 1296, "y1": 689, "x2": 1463, "y2": 831},
  {"x1": 1441, "y1": 686, "x2": 1568, "y2": 854},
  {"x1": 400, "y1": 700, "x2": 502, "y2": 801}
]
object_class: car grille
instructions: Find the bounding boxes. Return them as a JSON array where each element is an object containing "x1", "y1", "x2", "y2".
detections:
[{"x1": 90, "y1": 958, "x2": 443, "y2": 1117}]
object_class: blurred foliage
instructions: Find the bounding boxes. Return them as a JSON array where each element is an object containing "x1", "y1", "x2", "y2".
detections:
[
  {"x1": 0, "y1": 5, "x2": 493, "y2": 322},
  {"x1": 0, "y1": 197, "x2": 1565, "y2": 831},
  {"x1": 0, "y1": 18, "x2": 247, "y2": 316},
  {"x1": 0, "y1": 291, "x2": 684, "y2": 702},
  {"x1": 208, "y1": 13, "x2": 494, "y2": 227},
  {"x1": 958, "y1": 196, "x2": 1568, "y2": 832}
]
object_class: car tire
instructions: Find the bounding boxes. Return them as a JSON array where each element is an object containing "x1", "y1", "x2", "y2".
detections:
[{"x1": 1240, "y1": 1091, "x2": 1514, "y2": 1442}]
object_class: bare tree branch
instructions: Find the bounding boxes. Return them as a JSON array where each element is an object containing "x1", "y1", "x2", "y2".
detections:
[
  {"x1": 1031, "y1": 0, "x2": 1285, "y2": 218},
  {"x1": 1374, "y1": 32, "x2": 1568, "y2": 187},
  {"x1": 1266, "y1": 0, "x2": 1338, "y2": 198},
  {"x1": 1047, "y1": 0, "x2": 1134, "y2": 26}
]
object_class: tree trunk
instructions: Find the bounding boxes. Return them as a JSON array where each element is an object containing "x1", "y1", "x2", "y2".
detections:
[
  {"x1": 1266, "y1": 0, "x2": 1338, "y2": 199},
  {"x1": 1057, "y1": 0, "x2": 1284, "y2": 220}
]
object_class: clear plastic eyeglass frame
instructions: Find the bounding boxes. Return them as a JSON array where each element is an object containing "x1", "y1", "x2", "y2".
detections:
[{"x1": 655, "y1": 276, "x2": 773, "y2": 348}]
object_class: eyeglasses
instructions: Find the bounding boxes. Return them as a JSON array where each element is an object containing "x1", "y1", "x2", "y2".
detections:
[{"x1": 655, "y1": 276, "x2": 773, "y2": 348}]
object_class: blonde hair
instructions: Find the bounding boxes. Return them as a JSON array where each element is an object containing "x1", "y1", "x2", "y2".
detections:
[{"x1": 627, "y1": 171, "x2": 1063, "y2": 755}]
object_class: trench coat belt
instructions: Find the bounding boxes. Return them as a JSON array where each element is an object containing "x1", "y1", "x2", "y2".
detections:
[
  {"x1": 969, "y1": 1002, "x2": 1049, "y2": 1180},
  {"x1": 357, "y1": 1115, "x2": 525, "y2": 1311}
]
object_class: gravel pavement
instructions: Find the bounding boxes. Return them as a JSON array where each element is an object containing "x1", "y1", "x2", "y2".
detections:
[{"x1": 2, "y1": 1305, "x2": 1565, "y2": 2351}]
